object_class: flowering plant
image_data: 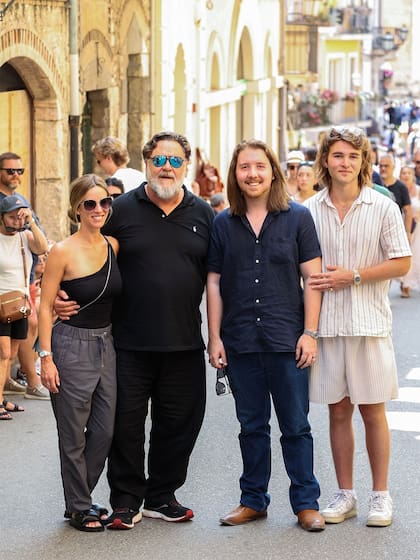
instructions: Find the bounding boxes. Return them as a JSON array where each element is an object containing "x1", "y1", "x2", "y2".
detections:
[
  {"x1": 344, "y1": 90, "x2": 374, "y2": 104},
  {"x1": 298, "y1": 89, "x2": 340, "y2": 127}
]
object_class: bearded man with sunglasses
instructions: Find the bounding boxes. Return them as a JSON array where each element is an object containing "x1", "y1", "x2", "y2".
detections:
[{"x1": 56, "y1": 132, "x2": 214, "y2": 529}]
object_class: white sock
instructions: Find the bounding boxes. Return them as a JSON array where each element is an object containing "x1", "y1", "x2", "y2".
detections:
[
  {"x1": 371, "y1": 490, "x2": 390, "y2": 497},
  {"x1": 339, "y1": 488, "x2": 356, "y2": 498}
]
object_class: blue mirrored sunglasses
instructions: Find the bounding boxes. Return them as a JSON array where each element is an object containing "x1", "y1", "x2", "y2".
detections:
[{"x1": 151, "y1": 155, "x2": 184, "y2": 168}]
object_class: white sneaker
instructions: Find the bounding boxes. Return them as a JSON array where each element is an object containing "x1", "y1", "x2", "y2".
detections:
[
  {"x1": 366, "y1": 492, "x2": 393, "y2": 527},
  {"x1": 321, "y1": 490, "x2": 357, "y2": 523}
]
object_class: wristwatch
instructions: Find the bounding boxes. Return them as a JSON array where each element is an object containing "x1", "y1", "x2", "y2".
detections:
[
  {"x1": 303, "y1": 329, "x2": 319, "y2": 339},
  {"x1": 353, "y1": 270, "x2": 361, "y2": 286},
  {"x1": 38, "y1": 350, "x2": 53, "y2": 358}
]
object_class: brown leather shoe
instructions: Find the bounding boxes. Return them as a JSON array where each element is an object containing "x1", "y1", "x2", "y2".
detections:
[
  {"x1": 297, "y1": 509, "x2": 325, "y2": 532},
  {"x1": 220, "y1": 505, "x2": 267, "y2": 526}
]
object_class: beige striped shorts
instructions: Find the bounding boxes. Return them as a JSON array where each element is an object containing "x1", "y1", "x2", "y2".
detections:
[{"x1": 309, "y1": 335, "x2": 399, "y2": 405}]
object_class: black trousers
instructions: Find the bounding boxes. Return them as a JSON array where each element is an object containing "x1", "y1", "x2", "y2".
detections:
[{"x1": 107, "y1": 349, "x2": 206, "y2": 510}]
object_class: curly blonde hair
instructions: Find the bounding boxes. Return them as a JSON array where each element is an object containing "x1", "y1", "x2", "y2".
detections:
[{"x1": 314, "y1": 126, "x2": 372, "y2": 190}]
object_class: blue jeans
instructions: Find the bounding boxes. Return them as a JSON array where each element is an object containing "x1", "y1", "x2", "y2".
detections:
[{"x1": 226, "y1": 352, "x2": 320, "y2": 514}]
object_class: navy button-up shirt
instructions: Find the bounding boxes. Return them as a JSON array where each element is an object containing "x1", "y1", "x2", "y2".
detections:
[{"x1": 207, "y1": 202, "x2": 321, "y2": 353}]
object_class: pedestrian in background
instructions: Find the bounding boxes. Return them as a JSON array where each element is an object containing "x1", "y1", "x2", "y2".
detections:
[
  {"x1": 105, "y1": 176, "x2": 125, "y2": 199},
  {"x1": 39, "y1": 174, "x2": 120, "y2": 532},
  {"x1": 285, "y1": 150, "x2": 305, "y2": 196},
  {"x1": 399, "y1": 165, "x2": 420, "y2": 297},
  {"x1": 210, "y1": 192, "x2": 227, "y2": 214},
  {"x1": 0, "y1": 153, "x2": 50, "y2": 401},
  {"x1": 207, "y1": 139, "x2": 325, "y2": 532},
  {"x1": 93, "y1": 136, "x2": 145, "y2": 192},
  {"x1": 306, "y1": 126, "x2": 411, "y2": 527},
  {"x1": 294, "y1": 162, "x2": 319, "y2": 204},
  {"x1": 379, "y1": 153, "x2": 412, "y2": 239},
  {"x1": 0, "y1": 196, "x2": 48, "y2": 419}
]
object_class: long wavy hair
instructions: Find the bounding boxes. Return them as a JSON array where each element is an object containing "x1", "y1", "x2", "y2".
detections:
[
  {"x1": 314, "y1": 126, "x2": 372, "y2": 190},
  {"x1": 227, "y1": 139, "x2": 290, "y2": 216}
]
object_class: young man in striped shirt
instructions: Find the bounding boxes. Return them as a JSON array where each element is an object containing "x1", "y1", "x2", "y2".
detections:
[{"x1": 305, "y1": 126, "x2": 411, "y2": 527}]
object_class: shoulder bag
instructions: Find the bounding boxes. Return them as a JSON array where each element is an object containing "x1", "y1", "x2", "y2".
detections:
[{"x1": 0, "y1": 234, "x2": 32, "y2": 323}]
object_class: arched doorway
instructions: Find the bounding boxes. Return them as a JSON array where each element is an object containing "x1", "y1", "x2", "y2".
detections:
[{"x1": 0, "y1": 62, "x2": 33, "y2": 201}]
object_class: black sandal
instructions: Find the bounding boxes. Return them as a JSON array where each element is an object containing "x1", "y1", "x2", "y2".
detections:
[
  {"x1": 0, "y1": 407, "x2": 13, "y2": 421},
  {"x1": 69, "y1": 509, "x2": 104, "y2": 532},
  {"x1": 3, "y1": 400, "x2": 24, "y2": 412},
  {"x1": 92, "y1": 503, "x2": 109, "y2": 520},
  {"x1": 65, "y1": 503, "x2": 108, "y2": 521}
]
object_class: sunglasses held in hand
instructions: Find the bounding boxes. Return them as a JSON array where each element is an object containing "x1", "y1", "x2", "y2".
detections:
[{"x1": 216, "y1": 368, "x2": 232, "y2": 396}]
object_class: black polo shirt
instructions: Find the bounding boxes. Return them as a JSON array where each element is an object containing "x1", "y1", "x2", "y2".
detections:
[
  {"x1": 102, "y1": 185, "x2": 214, "y2": 351},
  {"x1": 207, "y1": 202, "x2": 321, "y2": 354}
]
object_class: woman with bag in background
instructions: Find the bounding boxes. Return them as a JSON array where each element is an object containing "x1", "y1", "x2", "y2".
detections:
[
  {"x1": 0, "y1": 195, "x2": 48, "y2": 419},
  {"x1": 38, "y1": 174, "x2": 121, "y2": 532}
]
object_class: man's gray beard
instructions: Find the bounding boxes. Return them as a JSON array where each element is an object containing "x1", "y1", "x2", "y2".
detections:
[{"x1": 148, "y1": 179, "x2": 182, "y2": 200}]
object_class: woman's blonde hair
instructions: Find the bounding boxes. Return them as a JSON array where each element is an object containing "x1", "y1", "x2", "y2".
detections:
[{"x1": 68, "y1": 174, "x2": 111, "y2": 224}]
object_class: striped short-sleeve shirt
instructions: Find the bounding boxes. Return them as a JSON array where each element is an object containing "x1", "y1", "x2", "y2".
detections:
[{"x1": 305, "y1": 186, "x2": 412, "y2": 337}]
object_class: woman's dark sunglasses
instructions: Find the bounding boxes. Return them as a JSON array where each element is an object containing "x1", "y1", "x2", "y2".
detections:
[
  {"x1": 81, "y1": 197, "x2": 113, "y2": 211},
  {"x1": 150, "y1": 155, "x2": 184, "y2": 168}
]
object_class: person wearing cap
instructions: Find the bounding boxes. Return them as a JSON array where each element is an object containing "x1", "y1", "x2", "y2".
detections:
[
  {"x1": 0, "y1": 195, "x2": 49, "y2": 419},
  {"x1": 0, "y1": 151, "x2": 49, "y2": 400},
  {"x1": 285, "y1": 150, "x2": 305, "y2": 196}
]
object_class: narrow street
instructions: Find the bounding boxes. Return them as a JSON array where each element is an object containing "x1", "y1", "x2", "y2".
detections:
[{"x1": 2, "y1": 281, "x2": 420, "y2": 560}]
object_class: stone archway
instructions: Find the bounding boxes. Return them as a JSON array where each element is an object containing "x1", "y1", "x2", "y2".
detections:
[{"x1": 0, "y1": 29, "x2": 68, "y2": 240}]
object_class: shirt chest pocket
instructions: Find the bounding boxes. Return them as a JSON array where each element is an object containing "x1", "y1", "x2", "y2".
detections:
[{"x1": 266, "y1": 237, "x2": 297, "y2": 265}]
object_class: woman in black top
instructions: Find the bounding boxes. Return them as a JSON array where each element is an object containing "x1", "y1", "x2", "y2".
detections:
[{"x1": 38, "y1": 174, "x2": 121, "y2": 532}]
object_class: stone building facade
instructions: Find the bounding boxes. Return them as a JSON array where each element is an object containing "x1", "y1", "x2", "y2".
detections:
[{"x1": 0, "y1": 0, "x2": 283, "y2": 241}]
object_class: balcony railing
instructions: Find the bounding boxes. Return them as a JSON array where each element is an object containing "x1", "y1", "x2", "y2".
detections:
[{"x1": 330, "y1": 5, "x2": 372, "y2": 34}]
